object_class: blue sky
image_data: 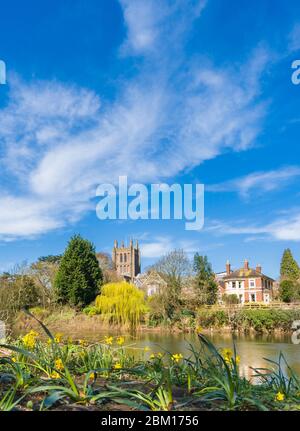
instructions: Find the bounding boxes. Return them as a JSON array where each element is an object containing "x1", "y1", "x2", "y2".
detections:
[{"x1": 1, "y1": 0, "x2": 300, "y2": 278}]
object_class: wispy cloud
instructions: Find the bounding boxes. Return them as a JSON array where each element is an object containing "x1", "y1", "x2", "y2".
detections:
[
  {"x1": 140, "y1": 234, "x2": 223, "y2": 259},
  {"x1": 207, "y1": 166, "x2": 300, "y2": 198},
  {"x1": 140, "y1": 236, "x2": 199, "y2": 258},
  {"x1": 208, "y1": 209, "x2": 300, "y2": 242},
  {"x1": 0, "y1": 0, "x2": 271, "y2": 240},
  {"x1": 120, "y1": 0, "x2": 207, "y2": 56}
]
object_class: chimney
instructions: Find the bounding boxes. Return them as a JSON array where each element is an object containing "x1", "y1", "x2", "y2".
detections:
[
  {"x1": 226, "y1": 260, "x2": 231, "y2": 275},
  {"x1": 256, "y1": 264, "x2": 262, "y2": 274},
  {"x1": 244, "y1": 259, "x2": 249, "y2": 270}
]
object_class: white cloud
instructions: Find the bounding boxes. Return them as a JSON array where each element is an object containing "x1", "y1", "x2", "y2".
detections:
[
  {"x1": 0, "y1": 0, "x2": 271, "y2": 240},
  {"x1": 140, "y1": 234, "x2": 223, "y2": 259},
  {"x1": 140, "y1": 235, "x2": 199, "y2": 258},
  {"x1": 207, "y1": 166, "x2": 300, "y2": 198},
  {"x1": 120, "y1": 0, "x2": 207, "y2": 56},
  {"x1": 267, "y1": 214, "x2": 300, "y2": 241},
  {"x1": 208, "y1": 210, "x2": 300, "y2": 242}
]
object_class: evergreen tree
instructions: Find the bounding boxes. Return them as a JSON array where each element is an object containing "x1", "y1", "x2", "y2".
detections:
[
  {"x1": 279, "y1": 279, "x2": 297, "y2": 303},
  {"x1": 54, "y1": 235, "x2": 103, "y2": 307},
  {"x1": 193, "y1": 254, "x2": 218, "y2": 305},
  {"x1": 280, "y1": 249, "x2": 300, "y2": 281}
]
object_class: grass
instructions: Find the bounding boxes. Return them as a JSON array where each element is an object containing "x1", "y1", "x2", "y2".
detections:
[{"x1": 1, "y1": 310, "x2": 300, "y2": 411}]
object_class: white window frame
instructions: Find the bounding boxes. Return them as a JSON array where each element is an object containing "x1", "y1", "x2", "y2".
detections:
[{"x1": 249, "y1": 279, "x2": 256, "y2": 289}]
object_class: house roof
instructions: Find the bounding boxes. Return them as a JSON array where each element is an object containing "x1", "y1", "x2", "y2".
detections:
[
  {"x1": 223, "y1": 268, "x2": 274, "y2": 281},
  {"x1": 134, "y1": 270, "x2": 168, "y2": 288}
]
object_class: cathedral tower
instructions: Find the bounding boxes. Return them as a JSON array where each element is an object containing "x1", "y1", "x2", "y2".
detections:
[{"x1": 112, "y1": 239, "x2": 141, "y2": 281}]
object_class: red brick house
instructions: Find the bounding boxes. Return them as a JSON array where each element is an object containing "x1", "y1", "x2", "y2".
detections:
[{"x1": 218, "y1": 259, "x2": 274, "y2": 304}]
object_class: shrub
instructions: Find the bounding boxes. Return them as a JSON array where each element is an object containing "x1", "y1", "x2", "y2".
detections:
[
  {"x1": 196, "y1": 308, "x2": 229, "y2": 328},
  {"x1": 82, "y1": 305, "x2": 98, "y2": 316},
  {"x1": 235, "y1": 309, "x2": 300, "y2": 332},
  {"x1": 0, "y1": 275, "x2": 41, "y2": 321},
  {"x1": 279, "y1": 280, "x2": 297, "y2": 303},
  {"x1": 222, "y1": 294, "x2": 240, "y2": 305},
  {"x1": 195, "y1": 307, "x2": 300, "y2": 332}
]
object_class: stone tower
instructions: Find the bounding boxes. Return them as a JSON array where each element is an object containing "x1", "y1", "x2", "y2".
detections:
[{"x1": 112, "y1": 239, "x2": 141, "y2": 282}]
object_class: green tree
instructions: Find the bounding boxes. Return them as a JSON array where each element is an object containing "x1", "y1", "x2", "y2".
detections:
[
  {"x1": 54, "y1": 235, "x2": 103, "y2": 307},
  {"x1": 193, "y1": 254, "x2": 218, "y2": 305},
  {"x1": 280, "y1": 249, "x2": 300, "y2": 281},
  {"x1": 279, "y1": 279, "x2": 297, "y2": 303}
]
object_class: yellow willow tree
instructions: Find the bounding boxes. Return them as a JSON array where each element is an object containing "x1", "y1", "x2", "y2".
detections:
[{"x1": 95, "y1": 282, "x2": 148, "y2": 329}]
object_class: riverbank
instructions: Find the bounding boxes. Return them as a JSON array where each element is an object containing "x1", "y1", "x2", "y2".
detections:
[
  {"x1": 2, "y1": 315, "x2": 300, "y2": 411},
  {"x1": 11, "y1": 306, "x2": 300, "y2": 337}
]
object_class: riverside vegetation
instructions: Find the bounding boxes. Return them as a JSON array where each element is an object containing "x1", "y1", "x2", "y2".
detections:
[
  {"x1": 1, "y1": 236, "x2": 300, "y2": 335},
  {"x1": 0, "y1": 311, "x2": 300, "y2": 411}
]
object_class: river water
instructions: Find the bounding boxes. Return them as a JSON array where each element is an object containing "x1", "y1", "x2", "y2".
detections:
[{"x1": 58, "y1": 328, "x2": 300, "y2": 379}]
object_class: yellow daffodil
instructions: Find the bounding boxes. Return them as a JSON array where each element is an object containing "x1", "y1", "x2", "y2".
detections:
[
  {"x1": 144, "y1": 346, "x2": 150, "y2": 352},
  {"x1": 114, "y1": 363, "x2": 122, "y2": 370},
  {"x1": 54, "y1": 358, "x2": 64, "y2": 371},
  {"x1": 11, "y1": 356, "x2": 17, "y2": 363},
  {"x1": 50, "y1": 371, "x2": 60, "y2": 379},
  {"x1": 22, "y1": 331, "x2": 39, "y2": 349},
  {"x1": 54, "y1": 333, "x2": 63, "y2": 343},
  {"x1": 150, "y1": 352, "x2": 163, "y2": 360},
  {"x1": 79, "y1": 339, "x2": 87, "y2": 346},
  {"x1": 89, "y1": 372, "x2": 96, "y2": 380},
  {"x1": 171, "y1": 353, "x2": 183, "y2": 363},
  {"x1": 275, "y1": 391, "x2": 285, "y2": 402},
  {"x1": 221, "y1": 348, "x2": 233, "y2": 364},
  {"x1": 116, "y1": 336, "x2": 125, "y2": 345},
  {"x1": 196, "y1": 326, "x2": 203, "y2": 334},
  {"x1": 104, "y1": 336, "x2": 113, "y2": 345},
  {"x1": 235, "y1": 355, "x2": 241, "y2": 365}
]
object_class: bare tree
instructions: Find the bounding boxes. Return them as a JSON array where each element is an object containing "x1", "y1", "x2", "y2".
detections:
[{"x1": 150, "y1": 249, "x2": 192, "y2": 320}]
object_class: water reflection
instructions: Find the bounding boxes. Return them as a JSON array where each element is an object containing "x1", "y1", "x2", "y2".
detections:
[{"x1": 54, "y1": 328, "x2": 300, "y2": 379}]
